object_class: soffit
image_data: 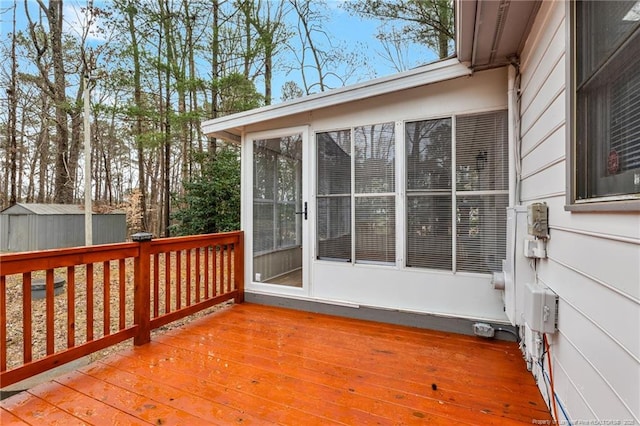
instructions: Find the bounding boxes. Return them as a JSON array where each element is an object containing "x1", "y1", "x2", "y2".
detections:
[{"x1": 457, "y1": 0, "x2": 541, "y2": 70}]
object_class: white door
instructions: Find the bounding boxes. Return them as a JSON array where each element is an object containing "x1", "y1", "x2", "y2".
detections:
[{"x1": 246, "y1": 127, "x2": 310, "y2": 296}]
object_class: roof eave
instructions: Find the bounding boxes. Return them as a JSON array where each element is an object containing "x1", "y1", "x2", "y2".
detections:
[{"x1": 202, "y1": 58, "x2": 472, "y2": 141}]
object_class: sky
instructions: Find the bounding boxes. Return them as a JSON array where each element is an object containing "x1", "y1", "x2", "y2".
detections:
[{"x1": 0, "y1": 0, "x2": 436, "y2": 104}]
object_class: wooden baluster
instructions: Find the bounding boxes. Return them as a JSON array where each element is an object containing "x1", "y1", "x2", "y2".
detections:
[
  {"x1": 213, "y1": 246, "x2": 218, "y2": 297},
  {"x1": 22, "y1": 272, "x2": 32, "y2": 363},
  {"x1": 1, "y1": 275, "x2": 6, "y2": 371},
  {"x1": 103, "y1": 261, "x2": 110, "y2": 337},
  {"x1": 164, "y1": 252, "x2": 171, "y2": 314},
  {"x1": 176, "y1": 251, "x2": 182, "y2": 310},
  {"x1": 86, "y1": 263, "x2": 94, "y2": 342},
  {"x1": 226, "y1": 244, "x2": 232, "y2": 294},
  {"x1": 153, "y1": 253, "x2": 159, "y2": 318},
  {"x1": 186, "y1": 249, "x2": 191, "y2": 307},
  {"x1": 195, "y1": 247, "x2": 201, "y2": 303},
  {"x1": 204, "y1": 246, "x2": 210, "y2": 299},
  {"x1": 219, "y1": 246, "x2": 224, "y2": 295},
  {"x1": 119, "y1": 259, "x2": 126, "y2": 330},
  {"x1": 46, "y1": 269, "x2": 55, "y2": 355},
  {"x1": 67, "y1": 266, "x2": 75, "y2": 348}
]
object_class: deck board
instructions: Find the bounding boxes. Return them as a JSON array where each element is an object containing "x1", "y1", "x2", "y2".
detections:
[{"x1": 1, "y1": 303, "x2": 552, "y2": 425}]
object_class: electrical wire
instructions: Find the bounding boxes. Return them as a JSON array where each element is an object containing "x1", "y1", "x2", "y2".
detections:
[
  {"x1": 494, "y1": 327, "x2": 520, "y2": 342},
  {"x1": 543, "y1": 334, "x2": 560, "y2": 423},
  {"x1": 537, "y1": 356, "x2": 573, "y2": 425}
]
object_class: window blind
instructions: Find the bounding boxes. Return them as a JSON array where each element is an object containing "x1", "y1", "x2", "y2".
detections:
[
  {"x1": 354, "y1": 123, "x2": 396, "y2": 263},
  {"x1": 406, "y1": 195, "x2": 452, "y2": 270},
  {"x1": 455, "y1": 194, "x2": 507, "y2": 274},
  {"x1": 406, "y1": 119, "x2": 452, "y2": 191},
  {"x1": 576, "y1": 1, "x2": 640, "y2": 199},
  {"x1": 317, "y1": 130, "x2": 352, "y2": 260},
  {"x1": 406, "y1": 118, "x2": 452, "y2": 269},
  {"x1": 455, "y1": 112, "x2": 508, "y2": 192},
  {"x1": 354, "y1": 123, "x2": 395, "y2": 194},
  {"x1": 355, "y1": 196, "x2": 396, "y2": 264},
  {"x1": 455, "y1": 111, "x2": 508, "y2": 274}
]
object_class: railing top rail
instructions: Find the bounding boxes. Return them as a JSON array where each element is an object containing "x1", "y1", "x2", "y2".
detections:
[
  {"x1": 0, "y1": 242, "x2": 140, "y2": 276},
  {"x1": 148, "y1": 231, "x2": 242, "y2": 253}
]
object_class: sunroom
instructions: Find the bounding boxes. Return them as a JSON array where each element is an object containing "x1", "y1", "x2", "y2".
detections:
[{"x1": 203, "y1": 60, "x2": 513, "y2": 326}]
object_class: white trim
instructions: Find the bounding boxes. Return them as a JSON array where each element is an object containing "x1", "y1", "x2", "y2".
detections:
[
  {"x1": 244, "y1": 126, "x2": 311, "y2": 296},
  {"x1": 202, "y1": 59, "x2": 472, "y2": 139},
  {"x1": 396, "y1": 120, "x2": 406, "y2": 267},
  {"x1": 451, "y1": 115, "x2": 458, "y2": 273}
]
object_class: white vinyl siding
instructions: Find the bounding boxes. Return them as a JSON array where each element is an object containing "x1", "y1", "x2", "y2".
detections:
[{"x1": 519, "y1": 1, "x2": 640, "y2": 423}]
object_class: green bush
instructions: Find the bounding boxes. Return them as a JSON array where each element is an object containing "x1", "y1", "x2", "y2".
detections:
[{"x1": 171, "y1": 145, "x2": 240, "y2": 236}]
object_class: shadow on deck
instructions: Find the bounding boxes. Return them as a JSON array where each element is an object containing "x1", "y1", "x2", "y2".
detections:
[{"x1": 1, "y1": 303, "x2": 552, "y2": 425}]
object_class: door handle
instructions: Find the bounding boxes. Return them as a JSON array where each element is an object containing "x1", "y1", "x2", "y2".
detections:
[{"x1": 295, "y1": 202, "x2": 307, "y2": 220}]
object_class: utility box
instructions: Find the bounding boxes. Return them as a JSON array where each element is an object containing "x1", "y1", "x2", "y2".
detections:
[
  {"x1": 524, "y1": 282, "x2": 558, "y2": 334},
  {"x1": 527, "y1": 203, "x2": 548, "y2": 238}
]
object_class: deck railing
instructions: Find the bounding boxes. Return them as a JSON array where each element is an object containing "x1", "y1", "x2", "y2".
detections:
[{"x1": 0, "y1": 231, "x2": 244, "y2": 388}]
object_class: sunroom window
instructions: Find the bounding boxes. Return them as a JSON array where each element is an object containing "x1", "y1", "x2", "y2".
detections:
[
  {"x1": 406, "y1": 118, "x2": 452, "y2": 270},
  {"x1": 406, "y1": 111, "x2": 508, "y2": 275},
  {"x1": 316, "y1": 123, "x2": 396, "y2": 264},
  {"x1": 455, "y1": 112, "x2": 508, "y2": 274},
  {"x1": 575, "y1": 1, "x2": 640, "y2": 201}
]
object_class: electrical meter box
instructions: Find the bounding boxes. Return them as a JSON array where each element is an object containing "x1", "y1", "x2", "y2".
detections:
[{"x1": 527, "y1": 203, "x2": 548, "y2": 238}]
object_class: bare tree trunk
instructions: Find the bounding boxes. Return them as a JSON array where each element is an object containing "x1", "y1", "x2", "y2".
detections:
[
  {"x1": 126, "y1": 2, "x2": 149, "y2": 231},
  {"x1": 8, "y1": 2, "x2": 18, "y2": 205},
  {"x1": 209, "y1": 0, "x2": 220, "y2": 156},
  {"x1": 48, "y1": 0, "x2": 73, "y2": 203},
  {"x1": 160, "y1": 0, "x2": 173, "y2": 237}
]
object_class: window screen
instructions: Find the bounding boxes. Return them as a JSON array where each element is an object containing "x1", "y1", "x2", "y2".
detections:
[
  {"x1": 253, "y1": 137, "x2": 302, "y2": 254},
  {"x1": 354, "y1": 123, "x2": 395, "y2": 194},
  {"x1": 317, "y1": 130, "x2": 351, "y2": 260},
  {"x1": 406, "y1": 118, "x2": 452, "y2": 270},
  {"x1": 455, "y1": 112, "x2": 508, "y2": 192},
  {"x1": 407, "y1": 194, "x2": 452, "y2": 270},
  {"x1": 456, "y1": 194, "x2": 507, "y2": 274},
  {"x1": 456, "y1": 112, "x2": 508, "y2": 274},
  {"x1": 576, "y1": 1, "x2": 640, "y2": 200},
  {"x1": 354, "y1": 123, "x2": 396, "y2": 263},
  {"x1": 405, "y1": 112, "x2": 507, "y2": 274},
  {"x1": 316, "y1": 124, "x2": 396, "y2": 264}
]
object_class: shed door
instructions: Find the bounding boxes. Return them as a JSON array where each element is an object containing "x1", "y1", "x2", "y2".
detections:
[{"x1": 251, "y1": 129, "x2": 309, "y2": 291}]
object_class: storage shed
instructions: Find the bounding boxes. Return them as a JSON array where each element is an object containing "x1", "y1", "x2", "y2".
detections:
[{"x1": 0, "y1": 203, "x2": 126, "y2": 252}]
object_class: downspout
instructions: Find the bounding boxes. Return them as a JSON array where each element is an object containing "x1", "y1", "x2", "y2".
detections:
[{"x1": 507, "y1": 61, "x2": 522, "y2": 207}]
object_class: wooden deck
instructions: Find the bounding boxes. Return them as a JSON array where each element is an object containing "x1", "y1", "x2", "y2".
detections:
[{"x1": 1, "y1": 303, "x2": 552, "y2": 425}]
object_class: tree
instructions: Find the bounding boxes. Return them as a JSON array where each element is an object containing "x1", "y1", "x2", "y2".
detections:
[
  {"x1": 170, "y1": 145, "x2": 240, "y2": 236},
  {"x1": 7, "y1": 1, "x2": 18, "y2": 205},
  {"x1": 25, "y1": 0, "x2": 74, "y2": 203},
  {"x1": 287, "y1": 0, "x2": 366, "y2": 94},
  {"x1": 280, "y1": 80, "x2": 303, "y2": 102},
  {"x1": 344, "y1": 0, "x2": 454, "y2": 60},
  {"x1": 242, "y1": 0, "x2": 291, "y2": 105}
]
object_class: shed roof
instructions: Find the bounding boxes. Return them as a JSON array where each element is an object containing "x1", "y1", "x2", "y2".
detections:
[
  {"x1": 0, "y1": 203, "x2": 124, "y2": 215},
  {"x1": 202, "y1": 58, "x2": 472, "y2": 142}
]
